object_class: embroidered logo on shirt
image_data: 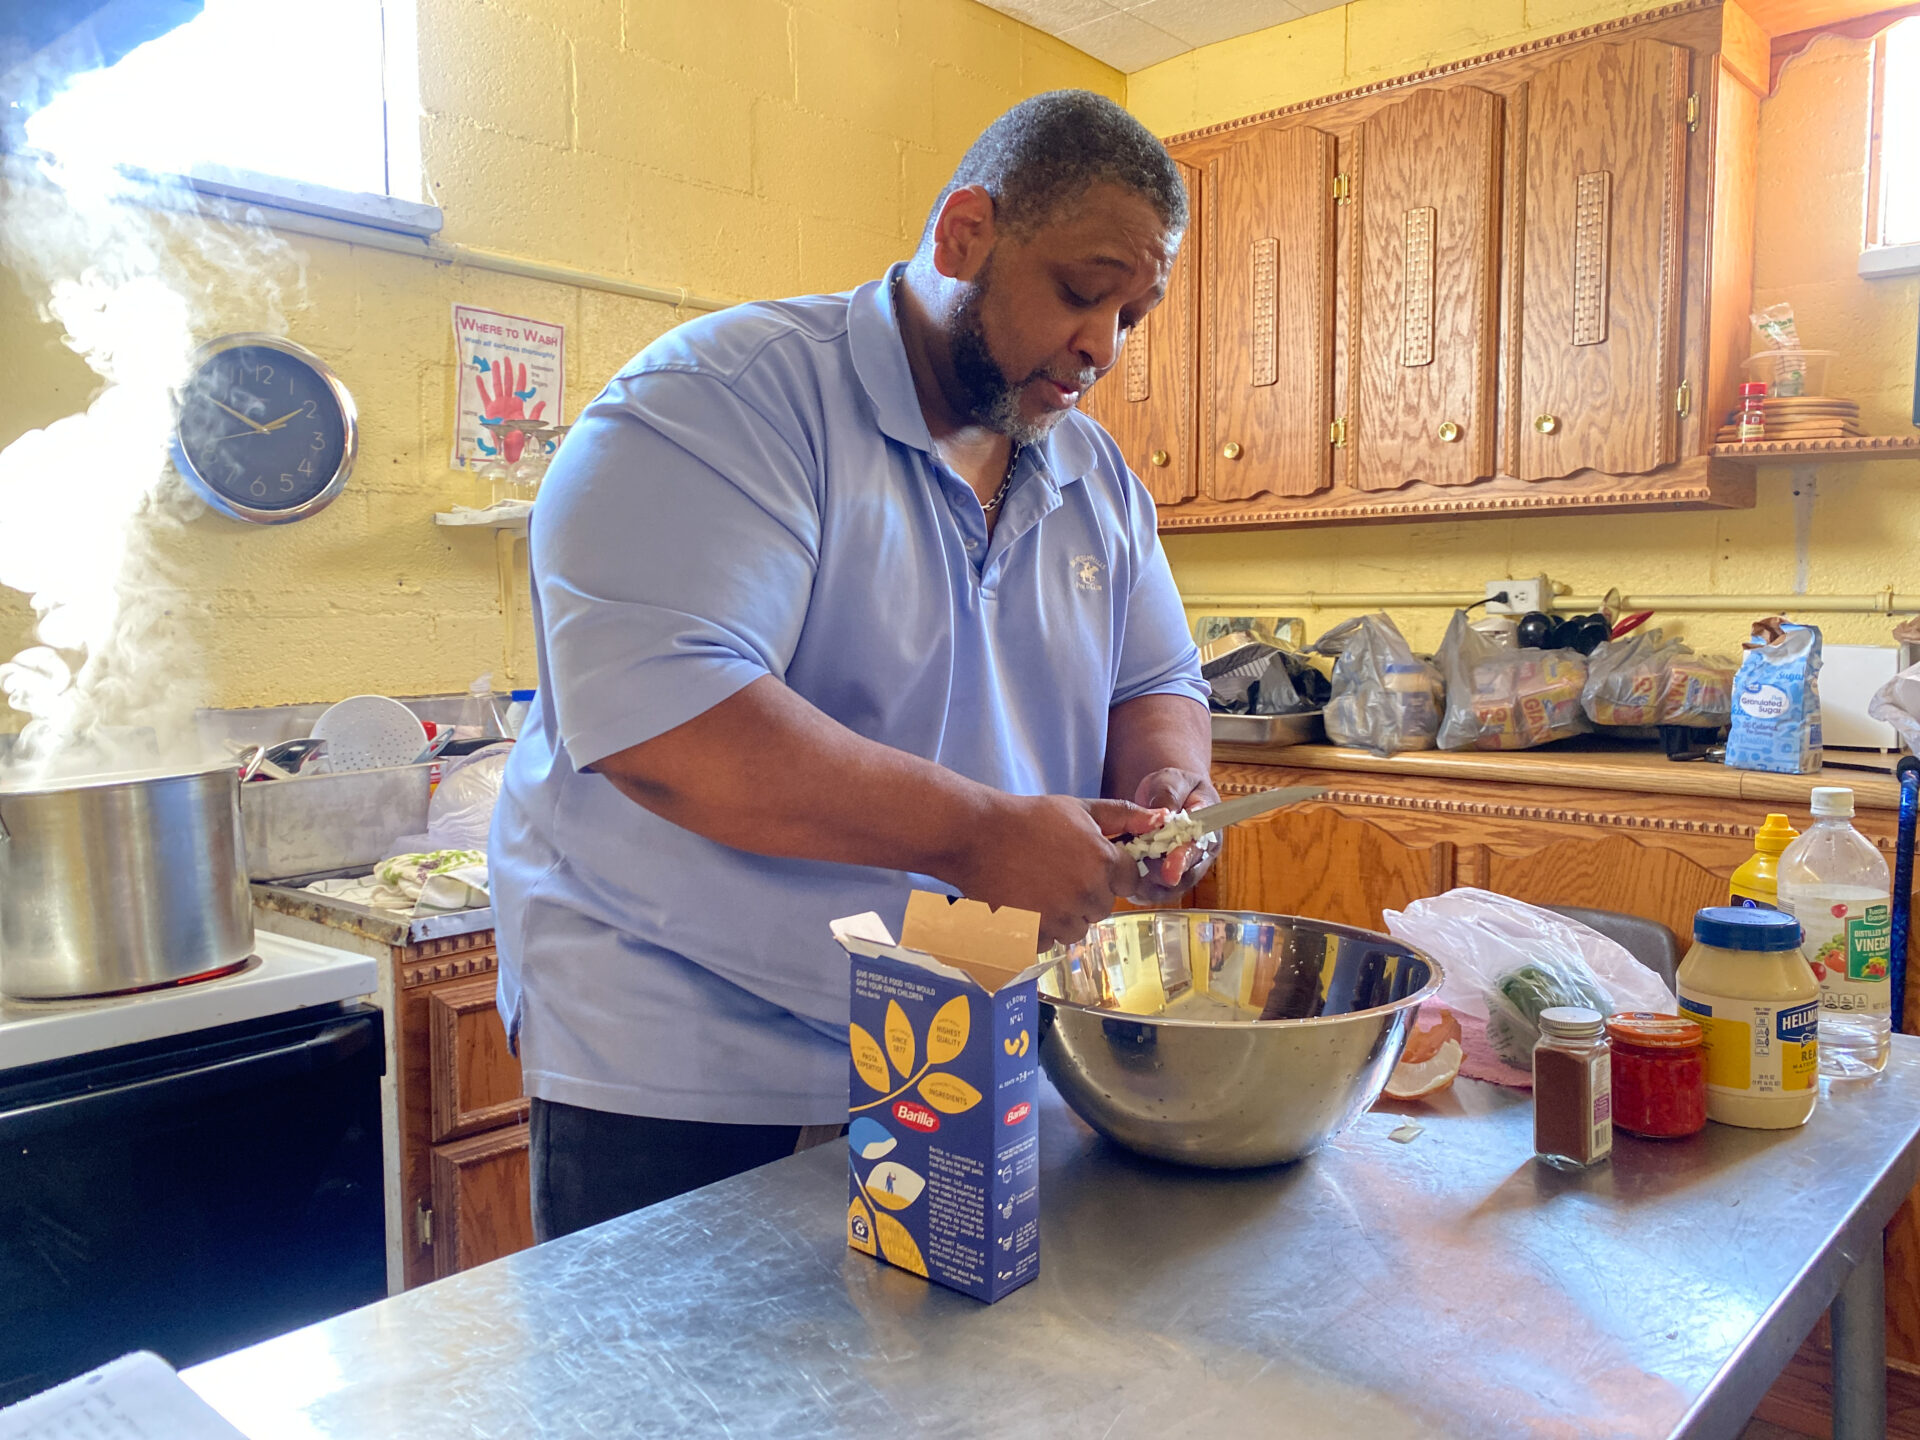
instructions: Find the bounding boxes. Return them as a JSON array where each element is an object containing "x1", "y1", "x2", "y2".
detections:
[{"x1": 1072, "y1": 555, "x2": 1105, "y2": 592}]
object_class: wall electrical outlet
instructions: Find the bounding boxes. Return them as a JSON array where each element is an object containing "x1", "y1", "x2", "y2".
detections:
[{"x1": 1485, "y1": 575, "x2": 1551, "y2": 615}]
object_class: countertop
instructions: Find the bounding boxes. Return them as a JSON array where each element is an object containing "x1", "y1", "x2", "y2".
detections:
[
  {"x1": 250, "y1": 879, "x2": 495, "y2": 948},
  {"x1": 1213, "y1": 738, "x2": 1909, "y2": 811},
  {"x1": 183, "y1": 1047, "x2": 1920, "y2": 1439}
]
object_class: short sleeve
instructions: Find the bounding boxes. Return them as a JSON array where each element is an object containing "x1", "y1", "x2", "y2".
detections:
[
  {"x1": 1110, "y1": 475, "x2": 1208, "y2": 710},
  {"x1": 531, "y1": 369, "x2": 821, "y2": 771}
]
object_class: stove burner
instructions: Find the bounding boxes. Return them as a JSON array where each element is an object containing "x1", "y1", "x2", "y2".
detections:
[{"x1": 4, "y1": 954, "x2": 261, "y2": 1005}]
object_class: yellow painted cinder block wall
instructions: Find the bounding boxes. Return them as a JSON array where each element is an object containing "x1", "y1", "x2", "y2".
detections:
[
  {"x1": 1131, "y1": 5, "x2": 1920, "y2": 654},
  {"x1": 0, "y1": 0, "x2": 1120, "y2": 714}
]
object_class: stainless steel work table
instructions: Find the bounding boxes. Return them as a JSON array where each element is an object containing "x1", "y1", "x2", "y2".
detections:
[{"x1": 185, "y1": 1042, "x2": 1920, "y2": 1439}]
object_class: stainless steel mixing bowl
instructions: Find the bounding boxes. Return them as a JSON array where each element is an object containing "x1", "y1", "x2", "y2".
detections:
[{"x1": 1038, "y1": 910, "x2": 1442, "y2": 1169}]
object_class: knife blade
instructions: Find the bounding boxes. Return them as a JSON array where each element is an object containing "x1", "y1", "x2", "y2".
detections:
[{"x1": 1121, "y1": 784, "x2": 1325, "y2": 857}]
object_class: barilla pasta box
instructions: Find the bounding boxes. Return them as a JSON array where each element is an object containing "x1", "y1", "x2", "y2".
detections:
[{"x1": 830, "y1": 892, "x2": 1045, "y2": 1303}]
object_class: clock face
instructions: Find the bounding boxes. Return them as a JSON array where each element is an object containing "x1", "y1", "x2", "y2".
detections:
[{"x1": 173, "y1": 338, "x2": 355, "y2": 523}]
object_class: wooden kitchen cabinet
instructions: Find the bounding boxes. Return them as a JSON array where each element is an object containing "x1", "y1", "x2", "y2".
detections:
[
  {"x1": 396, "y1": 934, "x2": 533, "y2": 1288},
  {"x1": 1200, "y1": 124, "x2": 1338, "y2": 504},
  {"x1": 1513, "y1": 39, "x2": 1692, "y2": 482},
  {"x1": 1350, "y1": 84, "x2": 1504, "y2": 491},
  {"x1": 1079, "y1": 159, "x2": 1202, "y2": 509},
  {"x1": 1141, "y1": 1, "x2": 1766, "y2": 531},
  {"x1": 430, "y1": 1123, "x2": 532, "y2": 1281}
]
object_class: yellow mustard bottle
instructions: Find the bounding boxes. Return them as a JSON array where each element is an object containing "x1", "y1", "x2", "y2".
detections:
[
  {"x1": 1677, "y1": 906, "x2": 1818, "y2": 1129},
  {"x1": 1730, "y1": 813, "x2": 1800, "y2": 909}
]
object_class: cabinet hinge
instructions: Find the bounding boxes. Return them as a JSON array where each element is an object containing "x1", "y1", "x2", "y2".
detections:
[
  {"x1": 1329, "y1": 416, "x2": 1348, "y2": 447},
  {"x1": 1686, "y1": 94, "x2": 1699, "y2": 131},
  {"x1": 415, "y1": 1203, "x2": 434, "y2": 1248},
  {"x1": 1675, "y1": 380, "x2": 1692, "y2": 417},
  {"x1": 1331, "y1": 172, "x2": 1351, "y2": 205}
]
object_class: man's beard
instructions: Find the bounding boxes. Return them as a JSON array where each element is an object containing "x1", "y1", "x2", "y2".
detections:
[{"x1": 948, "y1": 258, "x2": 1097, "y2": 448}]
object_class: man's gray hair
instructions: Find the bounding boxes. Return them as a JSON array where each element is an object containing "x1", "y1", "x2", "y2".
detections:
[{"x1": 920, "y1": 90, "x2": 1188, "y2": 247}]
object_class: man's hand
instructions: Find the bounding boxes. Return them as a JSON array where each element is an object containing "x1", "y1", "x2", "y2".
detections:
[
  {"x1": 949, "y1": 794, "x2": 1166, "y2": 949},
  {"x1": 1123, "y1": 766, "x2": 1219, "y2": 903}
]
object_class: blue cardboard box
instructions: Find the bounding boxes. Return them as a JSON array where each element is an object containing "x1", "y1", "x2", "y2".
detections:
[{"x1": 831, "y1": 893, "x2": 1044, "y2": 1303}]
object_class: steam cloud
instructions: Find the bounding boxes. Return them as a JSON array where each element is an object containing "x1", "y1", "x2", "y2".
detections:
[{"x1": 0, "y1": 68, "x2": 305, "y2": 780}]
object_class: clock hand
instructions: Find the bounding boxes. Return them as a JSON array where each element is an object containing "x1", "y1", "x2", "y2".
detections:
[
  {"x1": 213, "y1": 430, "x2": 265, "y2": 442},
  {"x1": 212, "y1": 398, "x2": 270, "y2": 433},
  {"x1": 260, "y1": 408, "x2": 306, "y2": 432}
]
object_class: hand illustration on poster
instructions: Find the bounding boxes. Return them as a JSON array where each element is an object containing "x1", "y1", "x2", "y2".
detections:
[{"x1": 451, "y1": 304, "x2": 565, "y2": 468}]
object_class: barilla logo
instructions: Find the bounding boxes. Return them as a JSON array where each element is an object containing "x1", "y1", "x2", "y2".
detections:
[
  {"x1": 894, "y1": 1100, "x2": 940, "y2": 1133},
  {"x1": 1003, "y1": 1101, "x2": 1032, "y2": 1126}
]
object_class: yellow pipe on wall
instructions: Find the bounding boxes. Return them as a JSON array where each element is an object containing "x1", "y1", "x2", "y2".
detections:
[{"x1": 1183, "y1": 592, "x2": 1920, "y2": 613}]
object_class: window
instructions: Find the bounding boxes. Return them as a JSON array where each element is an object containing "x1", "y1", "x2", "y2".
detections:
[
  {"x1": 21, "y1": 0, "x2": 434, "y2": 235},
  {"x1": 1866, "y1": 16, "x2": 1920, "y2": 270}
]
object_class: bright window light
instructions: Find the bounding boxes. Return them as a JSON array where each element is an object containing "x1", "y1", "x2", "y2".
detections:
[
  {"x1": 1878, "y1": 18, "x2": 1920, "y2": 247},
  {"x1": 25, "y1": 0, "x2": 408, "y2": 200}
]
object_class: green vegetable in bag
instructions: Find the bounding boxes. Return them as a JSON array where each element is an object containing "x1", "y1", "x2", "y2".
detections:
[{"x1": 1485, "y1": 962, "x2": 1612, "y2": 1068}]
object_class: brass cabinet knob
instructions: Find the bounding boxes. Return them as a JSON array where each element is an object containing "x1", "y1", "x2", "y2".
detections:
[
  {"x1": 1437, "y1": 420, "x2": 1461, "y2": 443},
  {"x1": 1534, "y1": 414, "x2": 1559, "y2": 435},
  {"x1": 1221, "y1": 442, "x2": 1243, "y2": 461},
  {"x1": 1149, "y1": 449, "x2": 1170, "y2": 468}
]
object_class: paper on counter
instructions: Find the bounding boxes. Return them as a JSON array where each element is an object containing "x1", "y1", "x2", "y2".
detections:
[{"x1": 0, "y1": 1351, "x2": 250, "y2": 1439}]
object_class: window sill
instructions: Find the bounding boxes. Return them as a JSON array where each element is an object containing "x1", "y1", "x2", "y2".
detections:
[
  {"x1": 6, "y1": 148, "x2": 443, "y2": 239},
  {"x1": 1859, "y1": 242, "x2": 1920, "y2": 279}
]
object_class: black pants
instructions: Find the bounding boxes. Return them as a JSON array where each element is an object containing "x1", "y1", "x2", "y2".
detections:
[{"x1": 529, "y1": 1097, "x2": 839, "y2": 1243}]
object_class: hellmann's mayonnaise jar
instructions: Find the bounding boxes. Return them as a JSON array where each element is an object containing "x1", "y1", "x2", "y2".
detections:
[{"x1": 1676, "y1": 907, "x2": 1819, "y2": 1129}]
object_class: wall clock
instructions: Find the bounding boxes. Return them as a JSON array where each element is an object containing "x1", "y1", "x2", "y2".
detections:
[{"x1": 171, "y1": 333, "x2": 357, "y2": 524}]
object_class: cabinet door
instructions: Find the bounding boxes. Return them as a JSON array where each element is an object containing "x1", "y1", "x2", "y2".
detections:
[
  {"x1": 1209, "y1": 805, "x2": 1453, "y2": 932},
  {"x1": 1081, "y1": 158, "x2": 1200, "y2": 509},
  {"x1": 1203, "y1": 124, "x2": 1337, "y2": 503},
  {"x1": 1471, "y1": 832, "x2": 1726, "y2": 957},
  {"x1": 1352, "y1": 86, "x2": 1503, "y2": 491},
  {"x1": 429, "y1": 976, "x2": 527, "y2": 1143},
  {"x1": 1515, "y1": 39, "x2": 1690, "y2": 482},
  {"x1": 430, "y1": 1123, "x2": 533, "y2": 1279}
]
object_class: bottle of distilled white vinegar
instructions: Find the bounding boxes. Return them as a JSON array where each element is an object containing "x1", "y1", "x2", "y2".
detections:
[{"x1": 1778, "y1": 787, "x2": 1893, "y2": 1078}]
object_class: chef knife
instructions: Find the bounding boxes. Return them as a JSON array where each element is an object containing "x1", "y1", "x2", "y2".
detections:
[{"x1": 1120, "y1": 784, "x2": 1326, "y2": 857}]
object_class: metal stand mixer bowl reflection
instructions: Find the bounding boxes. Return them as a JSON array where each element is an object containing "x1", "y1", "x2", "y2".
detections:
[{"x1": 1038, "y1": 911, "x2": 1442, "y2": 1169}]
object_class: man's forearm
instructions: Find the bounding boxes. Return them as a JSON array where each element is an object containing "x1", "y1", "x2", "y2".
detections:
[
  {"x1": 1103, "y1": 692, "x2": 1211, "y2": 804},
  {"x1": 591, "y1": 675, "x2": 997, "y2": 882}
]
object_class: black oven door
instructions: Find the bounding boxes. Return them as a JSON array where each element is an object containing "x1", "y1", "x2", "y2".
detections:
[{"x1": 0, "y1": 1002, "x2": 386, "y2": 1405}]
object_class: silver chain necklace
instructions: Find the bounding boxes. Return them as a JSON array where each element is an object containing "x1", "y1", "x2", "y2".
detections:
[{"x1": 893, "y1": 269, "x2": 1020, "y2": 515}]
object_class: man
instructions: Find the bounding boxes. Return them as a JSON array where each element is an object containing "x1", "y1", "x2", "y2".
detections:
[{"x1": 492, "y1": 90, "x2": 1217, "y2": 1243}]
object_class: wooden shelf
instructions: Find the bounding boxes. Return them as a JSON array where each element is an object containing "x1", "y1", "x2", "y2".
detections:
[{"x1": 1712, "y1": 434, "x2": 1920, "y2": 462}]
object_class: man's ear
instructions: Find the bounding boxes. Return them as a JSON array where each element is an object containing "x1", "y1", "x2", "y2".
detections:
[{"x1": 929, "y1": 185, "x2": 997, "y2": 284}]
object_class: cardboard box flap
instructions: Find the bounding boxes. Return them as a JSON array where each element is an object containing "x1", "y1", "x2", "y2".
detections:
[{"x1": 900, "y1": 891, "x2": 1046, "y2": 992}]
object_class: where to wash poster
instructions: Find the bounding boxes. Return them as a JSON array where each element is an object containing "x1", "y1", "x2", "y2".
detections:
[{"x1": 450, "y1": 303, "x2": 565, "y2": 468}]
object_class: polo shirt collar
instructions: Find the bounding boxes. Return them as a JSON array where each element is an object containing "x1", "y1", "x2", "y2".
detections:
[{"x1": 849, "y1": 263, "x2": 1094, "y2": 489}]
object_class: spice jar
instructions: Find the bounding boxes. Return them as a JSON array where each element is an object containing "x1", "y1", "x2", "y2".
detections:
[
  {"x1": 1533, "y1": 1006, "x2": 1612, "y2": 1169},
  {"x1": 1605, "y1": 1012, "x2": 1707, "y2": 1138},
  {"x1": 1737, "y1": 381, "x2": 1768, "y2": 441}
]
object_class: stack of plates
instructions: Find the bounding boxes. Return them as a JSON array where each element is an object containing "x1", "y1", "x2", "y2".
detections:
[{"x1": 1715, "y1": 396, "x2": 1863, "y2": 443}]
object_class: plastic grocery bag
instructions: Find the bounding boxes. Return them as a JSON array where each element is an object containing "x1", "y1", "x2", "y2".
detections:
[
  {"x1": 1436, "y1": 610, "x2": 1589, "y2": 751},
  {"x1": 1869, "y1": 661, "x2": 1920, "y2": 754},
  {"x1": 1660, "y1": 651, "x2": 1739, "y2": 726},
  {"x1": 1310, "y1": 613, "x2": 1441, "y2": 756},
  {"x1": 1582, "y1": 630, "x2": 1738, "y2": 729},
  {"x1": 1583, "y1": 630, "x2": 1687, "y2": 728},
  {"x1": 1384, "y1": 889, "x2": 1677, "y2": 1086},
  {"x1": 1725, "y1": 620, "x2": 1823, "y2": 774}
]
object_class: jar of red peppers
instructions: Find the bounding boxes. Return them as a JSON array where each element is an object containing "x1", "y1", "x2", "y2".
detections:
[{"x1": 1605, "y1": 1012, "x2": 1707, "y2": 1138}]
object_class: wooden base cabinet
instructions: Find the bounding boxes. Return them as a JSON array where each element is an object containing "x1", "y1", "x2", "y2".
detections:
[
  {"x1": 1137, "y1": 0, "x2": 1765, "y2": 530},
  {"x1": 1199, "y1": 759, "x2": 1920, "y2": 1373},
  {"x1": 398, "y1": 937, "x2": 533, "y2": 1289}
]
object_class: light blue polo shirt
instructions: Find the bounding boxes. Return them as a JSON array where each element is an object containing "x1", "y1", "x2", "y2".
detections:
[{"x1": 491, "y1": 263, "x2": 1206, "y2": 1126}]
